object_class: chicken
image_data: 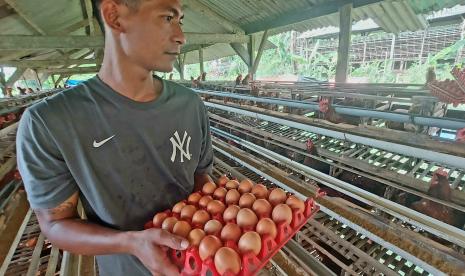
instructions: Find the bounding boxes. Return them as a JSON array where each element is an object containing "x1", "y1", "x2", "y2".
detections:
[
  {"x1": 303, "y1": 139, "x2": 330, "y2": 174},
  {"x1": 318, "y1": 98, "x2": 360, "y2": 125},
  {"x1": 409, "y1": 168, "x2": 463, "y2": 226},
  {"x1": 337, "y1": 171, "x2": 385, "y2": 197}
]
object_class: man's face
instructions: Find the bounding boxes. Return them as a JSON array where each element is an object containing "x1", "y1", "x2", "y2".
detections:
[{"x1": 116, "y1": 0, "x2": 186, "y2": 72}]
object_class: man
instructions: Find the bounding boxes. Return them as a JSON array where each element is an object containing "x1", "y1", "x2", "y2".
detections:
[{"x1": 16, "y1": 0, "x2": 214, "y2": 275}]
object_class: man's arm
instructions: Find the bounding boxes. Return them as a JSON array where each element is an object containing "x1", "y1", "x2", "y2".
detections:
[
  {"x1": 35, "y1": 192, "x2": 188, "y2": 276},
  {"x1": 194, "y1": 173, "x2": 213, "y2": 192}
]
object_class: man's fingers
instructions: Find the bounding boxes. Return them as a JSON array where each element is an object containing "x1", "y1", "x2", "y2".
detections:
[{"x1": 152, "y1": 229, "x2": 189, "y2": 250}]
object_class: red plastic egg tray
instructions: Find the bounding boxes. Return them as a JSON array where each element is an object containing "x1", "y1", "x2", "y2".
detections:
[
  {"x1": 428, "y1": 81, "x2": 465, "y2": 107},
  {"x1": 144, "y1": 180, "x2": 319, "y2": 276}
]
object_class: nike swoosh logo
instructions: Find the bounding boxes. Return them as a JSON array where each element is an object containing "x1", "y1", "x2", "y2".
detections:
[{"x1": 93, "y1": 135, "x2": 115, "y2": 148}]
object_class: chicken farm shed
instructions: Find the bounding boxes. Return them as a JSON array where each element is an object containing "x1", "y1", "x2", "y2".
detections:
[{"x1": 1, "y1": 0, "x2": 465, "y2": 275}]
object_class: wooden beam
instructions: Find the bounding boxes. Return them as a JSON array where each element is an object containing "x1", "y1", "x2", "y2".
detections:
[
  {"x1": 230, "y1": 43, "x2": 250, "y2": 67},
  {"x1": 199, "y1": 47, "x2": 204, "y2": 75},
  {"x1": 251, "y1": 30, "x2": 270, "y2": 75},
  {"x1": 52, "y1": 19, "x2": 90, "y2": 36},
  {"x1": 41, "y1": 66, "x2": 99, "y2": 74},
  {"x1": 0, "y1": 33, "x2": 248, "y2": 50},
  {"x1": 247, "y1": 35, "x2": 256, "y2": 73},
  {"x1": 0, "y1": 59, "x2": 99, "y2": 68},
  {"x1": 4, "y1": 0, "x2": 46, "y2": 35},
  {"x1": 242, "y1": 0, "x2": 383, "y2": 34},
  {"x1": 6, "y1": 68, "x2": 26, "y2": 87},
  {"x1": 182, "y1": 0, "x2": 244, "y2": 34},
  {"x1": 335, "y1": 3, "x2": 353, "y2": 83}
]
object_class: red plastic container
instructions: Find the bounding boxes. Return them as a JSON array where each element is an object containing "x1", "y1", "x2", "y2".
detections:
[{"x1": 174, "y1": 198, "x2": 318, "y2": 276}]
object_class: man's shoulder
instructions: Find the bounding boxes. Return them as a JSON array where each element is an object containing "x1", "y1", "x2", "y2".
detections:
[
  {"x1": 165, "y1": 80, "x2": 202, "y2": 102},
  {"x1": 28, "y1": 79, "x2": 94, "y2": 118}
]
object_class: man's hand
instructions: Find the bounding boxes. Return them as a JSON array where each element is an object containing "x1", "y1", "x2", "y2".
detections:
[{"x1": 127, "y1": 228, "x2": 189, "y2": 276}]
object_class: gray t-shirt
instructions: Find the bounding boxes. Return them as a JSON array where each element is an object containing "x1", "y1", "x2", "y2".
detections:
[{"x1": 16, "y1": 76, "x2": 213, "y2": 276}]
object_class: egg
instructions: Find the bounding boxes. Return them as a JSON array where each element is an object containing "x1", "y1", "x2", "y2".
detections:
[
  {"x1": 199, "y1": 195, "x2": 213, "y2": 208},
  {"x1": 252, "y1": 199, "x2": 272, "y2": 218},
  {"x1": 268, "y1": 188, "x2": 287, "y2": 206},
  {"x1": 217, "y1": 175, "x2": 229, "y2": 187},
  {"x1": 172, "y1": 221, "x2": 191, "y2": 238},
  {"x1": 172, "y1": 201, "x2": 186, "y2": 213},
  {"x1": 239, "y1": 193, "x2": 256, "y2": 208},
  {"x1": 225, "y1": 180, "x2": 239, "y2": 190},
  {"x1": 207, "y1": 200, "x2": 225, "y2": 215},
  {"x1": 223, "y1": 205, "x2": 240, "y2": 222},
  {"x1": 202, "y1": 182, "x2": 217, "y2": 195},
  {"x1": 199, "y1": 235, "x2": 222, "y2": 261},
  {"x1": 180, "y1": 205, "x2": 197, "y2": 220},
  {"x1": 188, "y1": 229, "x2": 205, "y2": 247},
  {"x1": 192, "y1": 210, "x2": 210, "y2": 227},
  {"x1": 214, "y1": 247, "x2": 241, "y2": 275},
  {"x1": 238, "y1": 179, "x2": 254, "y2": 194},
  {"x1": 161, "y1": 217, "x2": 178, "y2": 232},
  {"x1": 238, "y1": 231, "x2": 262, "y2": 256},
  {"x1": 225, "y1": 189, "x2": 240, "y2": 205},
  {"x1": 188, "y1": 192, "x2": 202, "y2": 205},
  {"x1": 256, "y1": 218, "x2": 277, "y2": 239},
  {"x1": 152, "y1": 212, "x2": 168, "y2": 228},
  {"x1": 272, "y1": 204, "x2": 293, "y2": 225},
  {"x1": 286, "y1": 195, "x2": 305, "y2": 213},
  {"x1": 251, "y1": 184, "x2": 269, "y2": 199},
  {"x1": 213, "y1": 187, "x2": 227, "y2": 200},
  {"x1": 236, "y1": 208, "x2": 258, "y2": 229},
  {"x1": 204, "y1": 219, "x2": 223, "y2": 236},
  {"x1": 220, "y1": 223, "x2": 242, "y2": 242}
]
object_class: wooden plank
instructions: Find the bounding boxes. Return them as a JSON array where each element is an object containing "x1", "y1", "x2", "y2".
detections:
[
  {"x1": 25, "y1": 233, "x2": 45, "y2": 276},
  {"x1": 335, "y1": 3, "x2": 353, "y2": 83}
]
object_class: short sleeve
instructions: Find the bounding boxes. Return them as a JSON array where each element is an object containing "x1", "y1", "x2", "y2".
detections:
[
  {"x1": 195, "y1": 101, "x2": 214, "y2": 175},
  {"x1": 16, "y1": 109, "x2": 78, "y2": 209}
]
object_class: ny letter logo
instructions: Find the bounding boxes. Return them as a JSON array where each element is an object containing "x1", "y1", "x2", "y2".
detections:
[{"x1": 170, "y1": 131, "x2": 192, "y2": 163}]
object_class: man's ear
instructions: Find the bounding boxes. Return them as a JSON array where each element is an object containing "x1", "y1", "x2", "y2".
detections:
[{"x1": 100, "y1": 0, "x2": 125, "y2": 33}]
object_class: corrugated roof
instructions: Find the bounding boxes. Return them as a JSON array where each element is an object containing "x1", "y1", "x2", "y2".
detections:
[{"x1": 0, "y1": 0, "x2": 463, "y2": 71}]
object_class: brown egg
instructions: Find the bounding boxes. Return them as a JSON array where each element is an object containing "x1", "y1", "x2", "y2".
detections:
[
  {"x1": 239, "y1": 193, "x2": 256, "y2": 208},
  {"x1": 238, "y1": 179, "x2": 254, "y2": 194},
  {"x1": 207, "y1": 200, "x2": 225, "y2": 215},
  {"x1": 199, "y1": 235, "x2": 222, "y2": 260},
  {"x1": 272, "y1": 204, "x2": 293, "y2": 225},
  {"x1": 252, "y1": 199, "x2": 272, "y2": 218},
  {"x1": 213, "y1": 187, "x2": 227, "y2": 200},
  {"x1": 223, "y1": 205, "x2": 240, "y2": 222},
  {"x1": 217, "y1": 175, "x2": 229, "y2": 187},
  {"x1": 192, "y1": 210, "x2": 210, "y2": 227},
  {"x1": 172, "y1": 201, "x2": 186, "y2": 213},
  {"x1": 268, "y1": 188, "x2": 287, "y2": 206},
  {"x1": 220, "y1": 223, "x2": 242, "y2": 242},
  {"x1": 199, "y1": 195, "x2": 213, "y2": 208},
  {"x1": 256, "y1": 218, "x2": 277, "y2": 239},
  {"x1": 152, "y1": 212, "x2": 168, "y2": 228},
  {"x1": 188, "y1": 193, "x2": 202, "y2": 205},
  {"x1": 214, "y1": 247, "x2": 241, "y2": 275},
  {"x1": 225, "y1": 189, "x2": 240, "y2": 205},
  {"x1": 188, "y1": 229, "x2": 205, "y2": 247},
  {"x1": 251, "y1": 184, "x2": 269, "y2": 199},
  {"x1": 225, "y1": 180, "x2": 239, "y2": 190},
  {"x1": 286, "y1": 195, "x2": 305, "y2": 213},
  {"x1": 236, "y1": 208, "x2": 258, "y2": 229},
  {"x1": 238, "y1": 231, "x2": 262, "y2": 256},
  {"x1": 180, "y1": 205, "x2": 197, "y2": 220},
  {"x1": 161, "y1": 217, "x2": 178, "y2": 232},
  {"x1": 202, "y1": 182, "x2": 217, "y2": 195},
  {"x1": 172, "y1": 221, "x2": 191, "y2": 238},
  {"x1": 204, "y1": 219, "x2": 223, "y2": 236}
]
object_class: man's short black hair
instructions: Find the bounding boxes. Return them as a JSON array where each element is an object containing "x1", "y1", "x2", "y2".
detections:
[{"x1": 91, "y1": 0, "x2": 143, "y2": 33}]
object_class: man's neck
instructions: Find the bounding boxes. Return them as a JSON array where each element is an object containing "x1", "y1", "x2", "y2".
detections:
[{"x1": 98, "y1": 52, "x2": 163, "y2": 103}]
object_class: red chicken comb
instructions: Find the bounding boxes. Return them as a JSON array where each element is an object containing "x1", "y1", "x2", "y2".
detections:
[
  {"x1": 433, "y1": 167, "x2": 448, "y2": 178},
  {"x1": 456, "y1": 128, "x2": 465, "y2": 142},
  {"x1": 306, "y1": 139, "x2": 314, "y2": 150}
]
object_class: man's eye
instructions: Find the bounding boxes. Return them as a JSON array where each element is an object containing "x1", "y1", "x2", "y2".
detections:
[{"x1": 166, "y1": 16, "x2": 173, "y2": 22}]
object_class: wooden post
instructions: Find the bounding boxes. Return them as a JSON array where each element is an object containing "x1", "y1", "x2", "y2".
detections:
[
  {"x1": 199, "y1": 47, "x2": 204, "y2": 76},
  {"x1": 335, "y1": 3, "x2": 353, "y2": 83},
  {"x1": 247, "y1": 34, "x2": 256, "y2": 76},
  {"x1": 389, "y1": 34, "x2": 396, "y2": 70},
  {"x1": 251, "y1": 30, "x2": 269, "y2": 76}
]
